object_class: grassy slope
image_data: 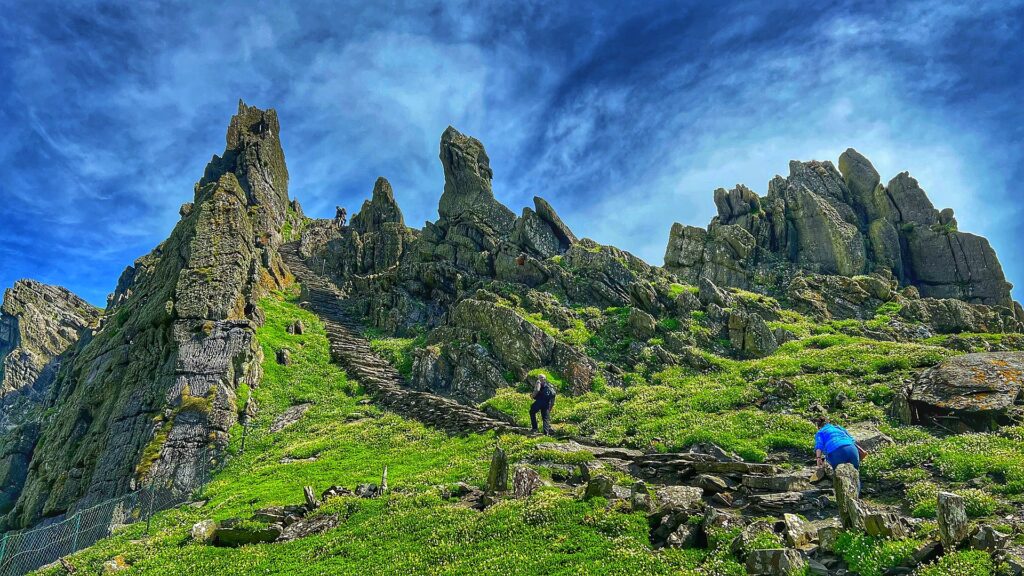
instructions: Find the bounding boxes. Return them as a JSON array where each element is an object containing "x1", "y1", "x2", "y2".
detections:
[{"x1": 37, "y1": 293, "x2": 712, "y2": 575}]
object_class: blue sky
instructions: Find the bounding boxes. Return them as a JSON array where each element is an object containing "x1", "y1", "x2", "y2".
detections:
[{"x1": 1, "y1": 0, "x2": 1023, "y2": 306}]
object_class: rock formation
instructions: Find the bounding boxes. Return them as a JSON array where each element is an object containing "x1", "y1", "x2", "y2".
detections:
[
  {"x1": 665, "y1": 149, "x2": 1017, "y2": 313},
  {"x1": 906, "y1": 351, "x2": 1024, "y2": 431},
  {"x1": 0, "y1": 101, "x2": 294, "y2": 529},
  {"x1": 0, "y1": 281, "x2": 100, "y2": 515},
  {"x1": 0, "y1": 280, "x2": 100, "y2": 403}
]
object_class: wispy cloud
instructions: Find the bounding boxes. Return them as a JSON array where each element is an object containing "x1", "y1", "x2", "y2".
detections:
[{"x1": 1, "y1": 0, "x2": 1022, "y2": 305}]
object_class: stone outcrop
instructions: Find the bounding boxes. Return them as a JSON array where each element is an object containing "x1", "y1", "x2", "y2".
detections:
[
  {"x1": 0, "y1": 280, "x2": 101, "y2": 402},
  {"x1": 0, "y1": 281, "x2": 101, "y2": 516},
  {"x1": 296, "y1": 126, "x2": 681, "y2": 407},
  {"x1": 665, "y1": 148, "x2": 1017, "y2": 314},
  {"x1": 0, "y1": 101, "x2": 294, "y2": 529},
  {"x1": 907, "y1": 351, "x2": 1024, "y2": 430}
]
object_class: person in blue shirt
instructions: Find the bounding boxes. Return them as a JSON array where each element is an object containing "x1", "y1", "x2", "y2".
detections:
[{"x1": 814, "y1": 415, "x2": 860, "y2": 474}]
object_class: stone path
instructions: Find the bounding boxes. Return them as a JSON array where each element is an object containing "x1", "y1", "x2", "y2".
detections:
[{"x1": 281, "y1": 242, "x2": 532, "y2": 436}]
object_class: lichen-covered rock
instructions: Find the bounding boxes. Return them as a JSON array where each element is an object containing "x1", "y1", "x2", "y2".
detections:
[
  {"x1": 584, "y1": 475, "x2": 615, "y2": 500},
  {"x1": 191, "y1": 519, "x2": 218, "y2": 543},
  {"x1": 0, "y1": 280, "x2": 100, "y2": 400},
  {"x1": 909, "y1": 352, "x2": 1024, "y2": 430},
  {"x1": 782, "y1": 513, "x2": 815, "y2": 547},
  {"x1": 512, "y1": 466, "x2": 542, "y2": 498},
  {"x1": 664, "y1": 149, "x2": 1016, "y2": 312},
  {"x1": 728, "y1": 310, "x2": 778, "y2": 358},
  {"x1": 438, "y1": 126, "x2": 516, "y2": 232},
  {"x1": 834, "y1": 463, "x2": 865, "y2": 531},
  {"x1": 213, "y1": 518, "x2": 284, "y2": 547},
  {"x1": 487, "y1": 447, "x2": 508, "y2": 493},
  {"x1": 745, "y1": 548, "x2": 806, "y2": 576},
  {"x1": 937, "y1": 491, "x2": 970, "y2": 550},
  {"x1": 1, "y1": 101, "x2": 291, "y2": 529}
]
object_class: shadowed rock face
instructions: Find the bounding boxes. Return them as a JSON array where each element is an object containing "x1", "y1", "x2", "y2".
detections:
[
  {"x1": 0, "y1": 281, "x2": 100, "y2": 515},
  {"x1": 1, "y1": 101, "x2": 294, "y2": 529},
  {"x1": 665, "y1": 148, "x2": 1015, "y2": 310},
  {"x1": 0, "y1": 280, "x2": 101, "y2": 401}
]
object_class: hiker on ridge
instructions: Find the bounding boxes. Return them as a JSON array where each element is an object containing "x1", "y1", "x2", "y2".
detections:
[
  {"x1": 814, "y1": 414, "x2": 860, "y2": 478},
  {"x1": 530, "y1": 374, "x2": 556, "y2": 435}
]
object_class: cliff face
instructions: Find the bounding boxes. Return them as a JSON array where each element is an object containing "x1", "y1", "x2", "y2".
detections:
[
  {"x1": 0, "y1": 281, "x2": 100, "y2": 515},
  {"x1": 664, "y1": 149, "x2": 1017, "y2": 312},
  {"x1": 1, "y1": 101, "x2": 294, "y2": 529}
]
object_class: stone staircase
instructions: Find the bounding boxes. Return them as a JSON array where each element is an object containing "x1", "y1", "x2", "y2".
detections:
[{"x1": 280, "y1": 242, "x2": 533, "y2": 436}]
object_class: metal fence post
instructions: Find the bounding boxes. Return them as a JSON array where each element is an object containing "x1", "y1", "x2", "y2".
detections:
[
  {"x1": 0, "y1": 532, "x2": 8, "y2": 569},
  {"x1": 71, "y1": 512, "x2": 81, "y2": 553},
  {"x1": 144, "y1": 481, "x2": 156, "y2": 536}
]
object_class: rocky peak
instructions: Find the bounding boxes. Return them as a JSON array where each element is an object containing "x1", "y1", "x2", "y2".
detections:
[
  {"x1": 200, "y1": 100, "x2": 291, "y2": 246},
  {"x1": 665, "y1": 149, "x2": 1016, "y2": 311},
  {"x1": 1, "y1": 280, "x2": 100, "y2": 399},
  {"x1": 350, "y1": 177, "x2": 404, "y2": 234},
  {"x1": 438, "y1": 126, "x2": 516, "y2": 232}
]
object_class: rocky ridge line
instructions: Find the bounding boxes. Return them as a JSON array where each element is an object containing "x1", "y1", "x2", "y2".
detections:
[{"x1": 665, "y1": 148, "x2": 1019, "y2": 315}]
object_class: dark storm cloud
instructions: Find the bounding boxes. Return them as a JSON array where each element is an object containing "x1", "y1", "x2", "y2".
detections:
[{"x1": 1, "y1": 0, "x2": 1022, "y2": 305}]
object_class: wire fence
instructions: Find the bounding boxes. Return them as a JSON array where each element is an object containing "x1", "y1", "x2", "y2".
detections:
[{"x1": 0, "y1": 455, "x2": 213, "y2": 576}]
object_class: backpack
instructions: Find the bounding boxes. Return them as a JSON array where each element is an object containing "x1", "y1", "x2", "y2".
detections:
[{"x1": 539, "y1": 381, "x2": 557, "y2": 402}]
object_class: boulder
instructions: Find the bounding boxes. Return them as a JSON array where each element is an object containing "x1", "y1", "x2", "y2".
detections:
[
  {"x1": 834, "y1": 464, "x2": 865, "y2": 531},
  {"x1": 728, "y1": 310, "x2": 778, "y2": 358},
  {"x1": 627, "y1": 308, "x2": 657, "y2": 340},
  {"x1": 287, "y1": 319, "x2": 305, "y2": 335},
  {"x1": 512, "y1": 466, "x2": 543, "y2": 498},
  {"x1": 846, "y1": 423, "x2": 894, "y2": 453},
  {"x1": 275, "y1": 348, "x2": 292, "y2": 366},
  {"x1": 655, "y1": 485, "x2": 704, "y2": 513},
  {"x1": 696, "y1": 474, "x2": 729, "y2": 494},
  {"x1": 937, "y1": 491, "x2": 970, "y2": 550},
  {"x1": 278, "y1": 514, "x2": 340, "y2": 542},
  {"x1": 666, "y1": 522, "x2": 700, "y2": 548},
  {"x1": 213, "y1": 519, "x2": 284, "y2": 547},
  {"x1": 745, "y1": 549, "x2": 807, "y2": 576},
  {"x1": 863, "y1": 511, "x2": 909, "y2": 539},
  {"x1": 969, "y1": 524, "x2": 1010, "y2": 553},
  {"x1": 191, "y1": 519, "x2": 219, "y2": 544},
  {"x1": 910, "y1": 352, "x2": 1024, "y2": 430},
  {"x1": 629, "y1": 481, "x2": 653, "y2": 512},
  {"x1": 782, "y1": 513, "x2": 815, "y2": 547},
  {"x1": 584, "y1": 475, "x2": 615, "y2": 500}
]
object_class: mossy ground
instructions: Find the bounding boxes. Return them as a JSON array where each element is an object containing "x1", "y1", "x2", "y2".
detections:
[{"x1": 37, "y1": 294, "x2": 717, "y2": 575}]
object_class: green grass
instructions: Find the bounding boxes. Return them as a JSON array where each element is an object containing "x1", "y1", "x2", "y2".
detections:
[
  {"x1": 485, "y1": 334, "x2": 950, "y2": 460},
  {"x1": 834, "y1": 532, "x2": 921, "y2": 576},
  {"x1": 916, "y1": 550, "x2": 994, "y2": 576},
  {"x1": 39, "y1": 292, "x2": 713, "y2": 576},
  {"x1": 367, "y1": 333, "x2": 426, "y2": 379}
]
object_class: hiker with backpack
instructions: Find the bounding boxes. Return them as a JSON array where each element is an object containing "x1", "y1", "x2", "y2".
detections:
[{"x1": 530, "y1": 374, "x2": 556, "y2": 435}]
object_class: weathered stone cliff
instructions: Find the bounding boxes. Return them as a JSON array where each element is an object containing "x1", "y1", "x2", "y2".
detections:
[
  {"x1": 1, "y1": 101, "x2": 294, "y2": 529},
  {"x1": 0, "y1": 281, "x2": 100, "y2": 515},
  {"x1": 665, "y1": 149, "x2": 1017, "y2": 313}
]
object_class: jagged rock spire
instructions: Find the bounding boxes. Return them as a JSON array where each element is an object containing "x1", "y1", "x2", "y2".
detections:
[
  {"x1": 666, "y1": 149, "x2": 1014, "y2": 308},
  {"x1": 438, "y1": 126, "x2": 515, "y2": 231},
  {"x1": 351, "y1": 177, "x2": 404, "y2": 234}
]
